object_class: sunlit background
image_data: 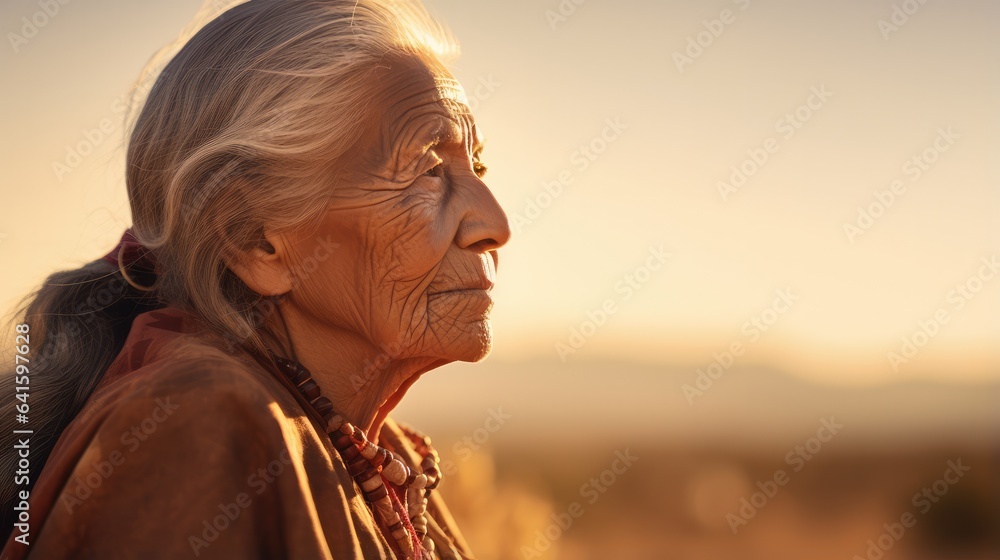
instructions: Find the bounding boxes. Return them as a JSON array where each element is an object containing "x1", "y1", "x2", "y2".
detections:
[{"x1": 2, "y1": 0, "x2": 998, "y2": 558}]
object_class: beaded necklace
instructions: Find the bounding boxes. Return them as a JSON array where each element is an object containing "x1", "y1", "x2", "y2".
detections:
[{"x1": 271, "y1": 355, "x2": 442, "y2": 559}]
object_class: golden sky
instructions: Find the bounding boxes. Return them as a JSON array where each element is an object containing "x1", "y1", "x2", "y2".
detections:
[{"x1": 1, "y1": 0, "x2": 997, "y2": 383}]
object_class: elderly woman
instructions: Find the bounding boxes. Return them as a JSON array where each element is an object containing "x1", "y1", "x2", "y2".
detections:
[{"x1": 0, "y1": 0, "x2": 509, "y2": 558}]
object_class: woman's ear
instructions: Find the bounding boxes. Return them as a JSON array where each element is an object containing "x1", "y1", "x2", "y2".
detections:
[{"x1": 225, "y1": 229, "x2": 296, "y2": 296}]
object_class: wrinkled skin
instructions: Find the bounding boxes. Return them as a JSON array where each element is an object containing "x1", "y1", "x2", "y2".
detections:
[{"x1": 232, "y1": 55, "x2": 510, "y2": 440}]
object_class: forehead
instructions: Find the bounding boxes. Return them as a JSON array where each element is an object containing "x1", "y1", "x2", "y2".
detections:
[
  {"x1": 374, "y1": 54, "x2": 468, "y2": 118},
  {"x1": 359, "y1": 55, "x2": 483, "y2": 169}
]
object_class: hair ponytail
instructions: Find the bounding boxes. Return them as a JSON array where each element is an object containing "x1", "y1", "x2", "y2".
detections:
[{"x1": 0, "y1": 259, "x2": 161, "y2": 542}]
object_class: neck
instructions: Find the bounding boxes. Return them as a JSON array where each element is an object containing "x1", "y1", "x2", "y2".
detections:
[{"x1": 271, "y1": 308, "x2": 443, "y2": 443}]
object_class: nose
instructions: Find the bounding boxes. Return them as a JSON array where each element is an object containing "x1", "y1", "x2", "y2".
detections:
[{"x1": 454, "y1": 176, "x2": 511, "y2": 253}]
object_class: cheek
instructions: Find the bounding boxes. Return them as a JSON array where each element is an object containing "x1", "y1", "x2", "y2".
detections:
[
  {"x1": 290, "y1": 184, "x2": 490, "y2": 360},
  {"x1": 283, "y1": 230, "x2": 356, "y2": 317},
  {"x1": 347, "y1": 191, "x2": 455, "y2": 336},
  {"x1": 363, "y1": 191, "x2": 454, "y2": 301}
]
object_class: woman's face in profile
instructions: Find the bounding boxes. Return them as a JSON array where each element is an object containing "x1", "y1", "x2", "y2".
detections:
[{"x1": 282, "y1": 55, "x2": 510, "y2": 367}]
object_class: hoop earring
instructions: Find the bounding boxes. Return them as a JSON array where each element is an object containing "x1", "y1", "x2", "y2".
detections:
[{"x1": 118, "y1": 244, "x2": 156, "y2": 292}]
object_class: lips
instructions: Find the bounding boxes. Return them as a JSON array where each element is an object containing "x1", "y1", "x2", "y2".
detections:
[
  {"x1": 427, "y1": 279, "x2": 494, "y2": 296},
  {"x1": 427, "y1": 252, "x2": 497, "y2": 298}
]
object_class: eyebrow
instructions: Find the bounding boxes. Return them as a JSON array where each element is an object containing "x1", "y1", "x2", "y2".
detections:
[{"x1": 421, "y1": 119, "x2": 485, "y2": 155}]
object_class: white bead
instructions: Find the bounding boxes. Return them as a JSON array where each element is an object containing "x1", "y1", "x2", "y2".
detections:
[
  {"x1": 395, "y1": 531, "x2": 415, "y2": 557},
  {"x1": 407, "y1": 487, "x2": 424, "y2": 517},
  {"x1": 359, "y1": 441, "x2": 377, "y2": 460},
  {"x1": 373, "y1": 496, "x2": 399, "y2": 525},
  {"x1": 360, "y1": 475, "x2": 382, "y2": 492},
  {"x1": 382, "y1": 458, "x2": 408, "y2": 485},
  {"x1": 412, "y1": 473, "x2": 427, "y2": 490}
]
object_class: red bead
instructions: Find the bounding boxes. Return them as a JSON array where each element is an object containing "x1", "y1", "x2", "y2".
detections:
[
  {"x1": 374, "y1": 447, "x2": 390, "y2": 468},
  {"x1": 358, "y1": 466, "x2": 380, "y2": 483},
  {"x1": 321, "y1": 409, "x2": 339, "y2": 423},
  {"x1": 274, "y1": 357, "x2": 298, "y2": 378},
  {"x1": 333, "y1": 433, "x2": 353, "y2": 451},
  {"x1": 351, "y1": 426, "x2": 365, "y2": 441},
  {"x1": 311, "y1": 397, "x2": 334, "y2": 417},
  {"x1": 340, "y1": 445, "x2": 360, "y2": 462},
  {"x1": 347, "y1": 456, "x2": 369, "y2": 477},
  {"x1": 297, "y1": 379, "x2": 321, "y2": 400},
  {"x1": 291, "y1": 369, "x2": 312, "y2": 386},
  {"x1": 426, "y1": 475, "x2": 440, "y2": 490}
]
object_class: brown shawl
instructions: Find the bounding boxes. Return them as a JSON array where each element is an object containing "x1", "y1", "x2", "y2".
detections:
[{"x1": 1, "y1": 307, "x2": 474, "y2": 559}]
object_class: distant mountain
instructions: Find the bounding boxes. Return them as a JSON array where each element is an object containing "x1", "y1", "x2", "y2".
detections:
[{"x1": 394, "y1": 357, "x2": 1000, "y2": 451}]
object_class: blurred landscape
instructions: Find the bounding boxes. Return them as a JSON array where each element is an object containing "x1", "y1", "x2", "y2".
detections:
[{"x1": 396, "y1": 359, "x2": 1000, "y2": 559}]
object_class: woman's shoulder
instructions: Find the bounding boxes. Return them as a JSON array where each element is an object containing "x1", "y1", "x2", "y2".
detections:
[
  {"x1": 53, "y1": 307, "x2": 310, "y2": 487},
  {"x1": 65, "y1": 323, "x2": 297, "y2": 465},
  {"x1": 99, "y1": 338, "x2": 278, "y2": 411},
  {"x1": 84, "y1": 346, "x2": 281, "y2": 438},
  {"x1": 97, "y1": 307, "x2": 267, "y2": 385},
  {"x1": 13, "y1": 311, "x2": 381, "y2": 558},
  {"x1": 89, "y1": 307, "x2": 290, "y2": 421}
]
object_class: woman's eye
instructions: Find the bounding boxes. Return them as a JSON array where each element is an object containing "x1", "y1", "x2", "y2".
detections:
[{"x1": 423, "y1": 163, "x2": 444, "y2": 178}]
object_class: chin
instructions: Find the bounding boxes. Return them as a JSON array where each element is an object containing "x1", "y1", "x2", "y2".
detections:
[{"x1": 444, "y1": 320, "x2": 494, "y2": 363}]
